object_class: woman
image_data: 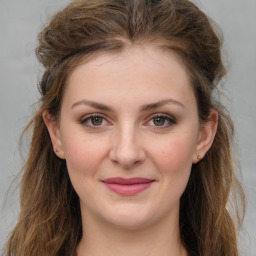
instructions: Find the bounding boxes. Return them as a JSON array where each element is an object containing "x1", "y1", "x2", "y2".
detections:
[{"x1": 4, "y1": 0, "x2": 245, "y2": 255}]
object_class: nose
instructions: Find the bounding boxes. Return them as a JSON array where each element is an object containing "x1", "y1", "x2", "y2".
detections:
[{"x1": 109, "y1": 124, "x2": 146, "y2": 169}]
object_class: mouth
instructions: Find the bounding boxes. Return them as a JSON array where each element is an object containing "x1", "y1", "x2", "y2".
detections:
[{"x1": 101, "y1": 177, "x2": 155, "y2": 196}]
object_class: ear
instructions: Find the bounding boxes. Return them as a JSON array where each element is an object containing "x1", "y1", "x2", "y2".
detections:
[
  {"x1": 193, "y1": 109, "x2": 218, "y2": 163},
  {"x1": 42, "y1": 111, "x2": 65, "y2": 159}
]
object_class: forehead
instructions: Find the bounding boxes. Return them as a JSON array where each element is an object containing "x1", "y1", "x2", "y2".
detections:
[{"x1": 63, "y1": 45, "x2": 195, "y2": 109}]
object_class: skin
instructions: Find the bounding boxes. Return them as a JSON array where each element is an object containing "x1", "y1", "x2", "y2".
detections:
[{"x1": 44, "y1": 46, "x2": 218, "y2": 256}]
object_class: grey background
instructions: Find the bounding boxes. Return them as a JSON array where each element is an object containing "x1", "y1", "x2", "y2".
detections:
[{"x1": 0, "y1": 0, "x2": 255, "y2": 255}]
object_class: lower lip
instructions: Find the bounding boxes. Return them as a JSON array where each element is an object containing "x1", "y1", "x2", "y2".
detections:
[{"x1": 103, "y1": 182, "x2": 154, "y2": 196}]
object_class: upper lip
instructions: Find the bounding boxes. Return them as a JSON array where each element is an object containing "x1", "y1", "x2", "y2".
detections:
[{"x1": 102, "y1": 177, "x2": 155, "y2": 185}]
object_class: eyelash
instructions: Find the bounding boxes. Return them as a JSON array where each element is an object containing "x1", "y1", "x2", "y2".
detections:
[
  {"x1": 80, "y1": 113, "x2": 176, "y2": 129},
  {"x1": 80, "y1": 113, "x2": 111, "y2": 129},
  {"x1": 145, "y1": 113, "x2": 177, "y2": 129}
]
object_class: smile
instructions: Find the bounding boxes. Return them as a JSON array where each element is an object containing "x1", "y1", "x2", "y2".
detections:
[{"x1": 102, "y1": 177, "x2": 155, "y2": 196}]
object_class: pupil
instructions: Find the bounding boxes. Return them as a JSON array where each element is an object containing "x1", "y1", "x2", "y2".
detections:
[
  {"x1": 92, "y1": 117, "x2": 103, "y2": 125},
  {"x1": 153, "y1": 117, "x2": 165, "y2": 126}
]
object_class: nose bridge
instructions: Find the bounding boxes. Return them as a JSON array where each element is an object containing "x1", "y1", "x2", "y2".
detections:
[
  {"x1": 118, "y1": 122, "x2": 137, "y2": 152},
  {"x1": 109, "y1": 121, "x2": 145, "y2": 168}
]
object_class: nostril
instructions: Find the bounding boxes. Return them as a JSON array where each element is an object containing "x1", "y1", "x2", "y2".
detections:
[
  {"x1": 108, "y1": 131, "x2": 146, "y2": 168},
  {"x1": 109, "y1": 152, "x2": 145, "y2": 169}
]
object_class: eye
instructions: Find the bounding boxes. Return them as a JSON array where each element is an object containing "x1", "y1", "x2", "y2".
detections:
[
  {"x1": 145, "y1": 114, "x2": 176, "y2": 128},
  {"x1": 90, "y1": 116, "x2": 104, "y2": 126},
  {"x1": 152, "y1": 116, "x2": 167, "y2": 126},
  {"x1": 80, "y1": 114, "x2": 111, "y2": 128}
]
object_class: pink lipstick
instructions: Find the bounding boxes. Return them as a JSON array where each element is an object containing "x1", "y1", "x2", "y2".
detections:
[{"x1": 102, "y1": 177, "x2": 155, "y2": 196}]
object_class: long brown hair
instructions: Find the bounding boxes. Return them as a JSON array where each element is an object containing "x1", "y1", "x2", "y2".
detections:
[{"x1": 4, "y1": 0, "x2": 245, "y2": 255}]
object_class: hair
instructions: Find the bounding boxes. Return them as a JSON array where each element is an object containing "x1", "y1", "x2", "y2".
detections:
[{"x1": 4, "y1": 0, "x2": 245, "y2": 255}]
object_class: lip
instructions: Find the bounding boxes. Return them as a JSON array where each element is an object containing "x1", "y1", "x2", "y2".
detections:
[{"x1": 102, "y1": 177, "x2": 155, "y2": 196}]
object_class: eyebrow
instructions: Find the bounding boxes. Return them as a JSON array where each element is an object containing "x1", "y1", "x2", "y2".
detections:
[
  {"x1": 139, "y1": 99, "x2": 184, "y2": 111},
  {"x1": 71, "y1": 98, "x2": 184, "y2": 111},
  {"x1": 71, "y1": 99, "x2": 114, "y2": 111}
]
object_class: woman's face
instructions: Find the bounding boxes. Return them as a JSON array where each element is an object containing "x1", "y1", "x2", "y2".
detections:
[{"x1": 46, "y1": 46, "x2": 215, "y2": 230}]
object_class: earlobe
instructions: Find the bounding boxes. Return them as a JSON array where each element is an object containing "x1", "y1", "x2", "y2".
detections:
[
  {"x1": 193, "y1": 109, "x2": 218, "y2": 163},
  {"x1": 42, "y1": 111, "x2": 66, "y2": 159}
]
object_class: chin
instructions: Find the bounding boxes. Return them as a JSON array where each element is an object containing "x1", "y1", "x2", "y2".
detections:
[{"x1": 99, "y1": 203, "x2": 158, "y2": 230}]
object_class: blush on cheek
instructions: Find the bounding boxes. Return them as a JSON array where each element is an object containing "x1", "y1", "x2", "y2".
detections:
[
  {"x1": 65, "y1": 136, "x2": 110, "y2": 179},
  {"x1": 154, "y1": 138, "x2": 194, "y2": 179},
  {"x1": 67, "y1": 150, "x2": 96, "y2": 174}
]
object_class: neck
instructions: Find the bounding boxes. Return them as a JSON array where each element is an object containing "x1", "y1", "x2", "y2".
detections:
[{"x1": 77, "y1": 208, "x2": 188, "y2": 256}]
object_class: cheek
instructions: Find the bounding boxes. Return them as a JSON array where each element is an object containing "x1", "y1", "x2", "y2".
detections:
[
  {"x1": 142, "y1": 132, "x2": 197, "y2": 217},
  {"x1": 62, "y1": 132, "x2": 108, "y2": 179},
  {"x1": 61, "y1": 133, "x2": 111, "y2": 204},
  {"x1": 150, "y1": 132, "x2": 196, "y2": 182}
]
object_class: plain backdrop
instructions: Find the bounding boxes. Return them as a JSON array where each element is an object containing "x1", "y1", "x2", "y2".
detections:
[{"x1": 0, "y1": 0, "x2": 255, "y2": 255}]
